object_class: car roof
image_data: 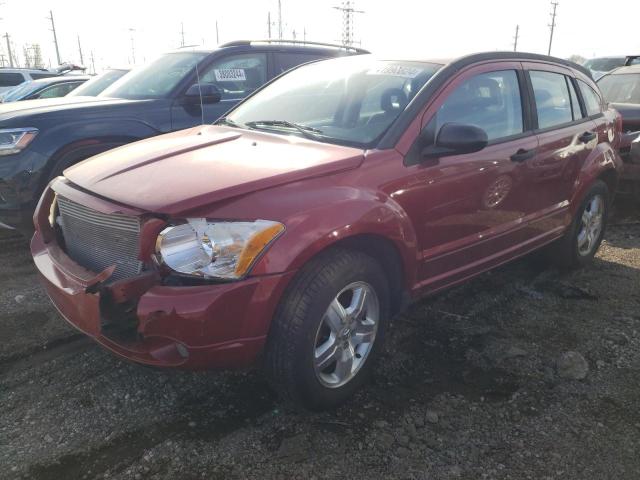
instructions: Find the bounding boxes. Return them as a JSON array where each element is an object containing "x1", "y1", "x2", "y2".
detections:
[
  {"x1": 608, "y1": 64, "x2": 640, "y2": 75},
  {"x1": 378, "y1": 51, "x2": 590, "y2": 78},
  {"x1": 169, "y1": 39, "x2": 369, "y2": 55},
  {"x1": 27, "y1": 76, "x2": 91, "y2": 85}
]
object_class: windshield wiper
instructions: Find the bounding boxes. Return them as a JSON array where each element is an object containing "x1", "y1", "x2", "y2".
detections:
[{"x1": 244, "y1": 120, "x2": 324, "y2": 140}]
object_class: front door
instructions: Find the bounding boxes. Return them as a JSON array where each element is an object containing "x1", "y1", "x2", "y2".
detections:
[
  {"x1": 171, "y1": 52, "x2": 268, "y2": 130},
  {"x1": 393, "y1": 64, "x2": 539, "y2": 289}
]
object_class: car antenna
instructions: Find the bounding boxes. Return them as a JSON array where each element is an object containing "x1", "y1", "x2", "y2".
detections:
[{"x1": 194, "y1": 59, "x2": 205, "y2": 126}]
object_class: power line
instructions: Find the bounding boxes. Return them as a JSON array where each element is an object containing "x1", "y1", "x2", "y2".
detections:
[
  {"x1": 333, "y1": 1, "x2": 364, "y2": 48},
  {"x1": 548, "y1": 1, "x2": 559, "y2": 56},
  {"x1": 47, "y1": 10, "x2": 61, "y2": 65},
  {"x1": 513, "y1": 24, "x2": 519, "y2": 52}
]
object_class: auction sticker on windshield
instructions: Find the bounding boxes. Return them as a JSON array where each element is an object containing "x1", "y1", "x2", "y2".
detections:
[
  {"x1": 214, "y1": 69, "x2": 247, "y2": 82},
  {"x1": 367, "y1": 64, "x2": 422, "y2": 78}
]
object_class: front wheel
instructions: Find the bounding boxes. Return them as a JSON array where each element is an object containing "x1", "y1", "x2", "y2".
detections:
[{"x1": 264, "y1": 249, "x2": 390, "y2": 410}]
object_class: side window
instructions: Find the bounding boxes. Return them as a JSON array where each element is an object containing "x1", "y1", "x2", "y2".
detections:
[
  {"x1": 200, "y1": 53, "x2": 267, "y2": 100},
  {"x1": 566, "y1": 77, "x2": 583, "y2": 120},
  {"x1": 0, "y1": 73, "x2": 25, "y2": 87},
  {"x1": 530, "y1": 71, "x2": 573, "y2": 129},
  {"x1": 577, "y1": 80, "x2": 602, "y2": 116},
  {"x1": 432, "y1": 70, "x2": 523, "y2": 142},
  {"x1": 36, "y1": 82, "x2": 81, "y2": 99},
  {"x1": 274, "y1": 53, "x2": 325, "y2": 75}
]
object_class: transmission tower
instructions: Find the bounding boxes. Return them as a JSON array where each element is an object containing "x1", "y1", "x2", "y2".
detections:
[
  {"x1": 333, "y1": 1, "x2": 364, "y2": 48},
  {"x1": 548, "y1": 1, "x2": 558, "y2": 56}
]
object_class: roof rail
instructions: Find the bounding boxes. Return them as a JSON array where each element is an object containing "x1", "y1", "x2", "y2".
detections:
[{"x1": 219, "y1": 39, "x2": 370, "y2": 54}]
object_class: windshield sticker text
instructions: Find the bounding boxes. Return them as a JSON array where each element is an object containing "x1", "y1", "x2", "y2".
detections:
[
  {"x1": 366, "y1": 65, "x2": 422, "y2": 79},
  {"x1": 214, "y1": 69, "x2": 246, "y2": 82}
]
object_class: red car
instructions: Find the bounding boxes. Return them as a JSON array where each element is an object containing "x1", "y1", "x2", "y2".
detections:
[{"x1": 32, "y1": 52, "x2": 622, "y2": 409}]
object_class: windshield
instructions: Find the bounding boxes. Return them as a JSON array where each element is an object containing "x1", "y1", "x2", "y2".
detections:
[
  {"x1": 69, "y1": 69, "x2": 129, "y2": 97},
  {"x1": 583, "y1": 57, "x2": 625, "y2": 72},
  {"x1": 99, "y1": 52, "x2": 207, "y2": 99},
  {"x1": 226, "y1": 56, "x2": 441, "y2": 148},
  {"x1": 1, "y1": 82, "x2": 40, "y2": 102},
  {"x1": 598, "y1": 73, "x2": 640, "y2": 104}
]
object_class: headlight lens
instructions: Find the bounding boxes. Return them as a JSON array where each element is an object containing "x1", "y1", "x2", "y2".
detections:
[
  {"x1": 0, "y1": 128, "x2": 38, "y2": 156},
  {"x1": 156, "y1": 218, "x2": 285, "y2": 279}
]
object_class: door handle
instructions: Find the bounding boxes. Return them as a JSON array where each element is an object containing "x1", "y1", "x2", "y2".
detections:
[
  {"x1": 510, "y1": 148, "x2": 536, "y2": 162},
  {"x1": 579, "y1": 131, "x2": 597, "y2": 143}
]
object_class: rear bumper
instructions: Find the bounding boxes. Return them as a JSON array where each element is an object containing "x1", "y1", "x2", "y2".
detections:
[{"x1": 31, "y1": 185, "x2": 295, "y2": 370}]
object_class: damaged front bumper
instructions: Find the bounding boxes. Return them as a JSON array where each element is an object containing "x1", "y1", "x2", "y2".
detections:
[{"x1": 30, "y1": 183, "x2": 294, "y2": 369}]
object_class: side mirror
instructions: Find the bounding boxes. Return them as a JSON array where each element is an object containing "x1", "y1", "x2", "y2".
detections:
[
  {"x1": 184, "y1": 83, "x2": 222, "y2": 105},
  {"x1": 422, "y1": 122, "x2": 488, "y2": 158}
]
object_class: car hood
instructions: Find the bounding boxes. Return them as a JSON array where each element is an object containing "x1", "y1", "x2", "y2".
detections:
[
  {"x1": 0, "y1": 96, "x2": 155, "y2": 122},
  {"x1": 64, "y1": 125, "x2": 365, "y2": 216}
]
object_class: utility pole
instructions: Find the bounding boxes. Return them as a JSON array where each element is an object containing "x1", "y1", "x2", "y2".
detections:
[
  {"x1": 180, "y1": 22, "x2": 185, "y2": 47},
  {"x1": 303, "y1": 27, "x2": 307, "y2": 43},
  {"x1": 77, "y1": 35, "x2": 84, "y2": 66},
  {"x1": 513, "y1": 24, "x2": 519, "y2": 52},
  {"x1": 3, "y1": 33, "x2": 13, "y2": 67},
  {"x1": 215, "y1": 21, "x2": 219, "y2": 45},
  {"x1": 128, "y1": 28, "x2": 136, "y2": 65},
  {"x1": 267, "y1": 12, "x2": 271, "y2": 39},
  {"x1": 277, "y1": 0, "x2": 283, "y2": 39},
  {"x1": 333, "y1": 1, "x2": 364, "y2": 48},
  {"x1": 48, "y1": 10, "x2": 61, "y2": 65},
  {"x1": 548, "y1": 1, "x2": 558, "y2": 56},
  {"x1": 90, "y1": 50, "x2": 96, "y2": 74}
]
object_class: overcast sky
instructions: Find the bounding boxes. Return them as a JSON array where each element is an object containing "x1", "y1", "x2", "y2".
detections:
[{"x1": 1, "y1": 0, "x2": 638, "y2": 71}]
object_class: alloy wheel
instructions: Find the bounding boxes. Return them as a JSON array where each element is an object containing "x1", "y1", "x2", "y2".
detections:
[{"x1": 313, "y1": 281, "x2": 380, "y2": 388}]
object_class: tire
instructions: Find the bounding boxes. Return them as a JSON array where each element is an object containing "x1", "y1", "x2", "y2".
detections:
[
  {"x1": 549, "y1": 180, "x2": 609, "y2": 269},
  {"x1": 264, "y1": 248, "x2": 390, "y2": 410}
]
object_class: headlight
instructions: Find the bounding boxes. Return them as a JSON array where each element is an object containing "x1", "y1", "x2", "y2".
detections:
[
  {"x1": 0, "y1": 128, "x2": 38, "y2": 156},
  {"x1": 156, "y1": 218, "x2": 285, "y2": 279}
]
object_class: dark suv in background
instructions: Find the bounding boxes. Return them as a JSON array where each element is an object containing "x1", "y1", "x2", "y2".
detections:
[{"x1": 0, "y1": 40, "x2": 367, "y2": 233}]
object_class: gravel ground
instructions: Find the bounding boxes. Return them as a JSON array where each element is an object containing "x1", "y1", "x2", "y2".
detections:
[{"x1": 0, "y1": 200, "x2": 638, "y2": 480}]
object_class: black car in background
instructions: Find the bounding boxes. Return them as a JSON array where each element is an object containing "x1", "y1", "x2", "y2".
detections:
[
  {"x1": 0, "y1": 40, "x2": 367, "y2": 233},
  {"x1": 0, "y1": 76, "x2": 90, "y2": 102}
]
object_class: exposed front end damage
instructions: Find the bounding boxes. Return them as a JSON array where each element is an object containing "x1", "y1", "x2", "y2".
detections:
[{"x1": 31, "y1": 179, "x2": 294, "y2": 369}]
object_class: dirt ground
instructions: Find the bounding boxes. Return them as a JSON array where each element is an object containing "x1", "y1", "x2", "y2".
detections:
[{"x1": 1, "y1": 199, "x2": 638, "y2": 480}]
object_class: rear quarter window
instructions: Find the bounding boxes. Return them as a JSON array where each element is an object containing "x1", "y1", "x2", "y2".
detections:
[
  {"x1": 0, "y1": 72, "x2": 25, "y2": 87},
  {"x1": 578, "y1": 80, "x2": 603, "y2": 116}
]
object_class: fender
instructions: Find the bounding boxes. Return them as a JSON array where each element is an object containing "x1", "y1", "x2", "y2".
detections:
[
  {"x1": 570, "y1": 141, "x2": 621, "y2": 212},
  {"x1": 29, "y1": 118, "x2": 163, "y2": 173},
  {"x1": 243, "y1": 185, "x2": 420, "y2": 290}
]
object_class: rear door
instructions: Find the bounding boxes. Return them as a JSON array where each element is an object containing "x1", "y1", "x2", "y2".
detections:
[{"x1": 521, "y1": 62, "x2": 598, "y2": 239}]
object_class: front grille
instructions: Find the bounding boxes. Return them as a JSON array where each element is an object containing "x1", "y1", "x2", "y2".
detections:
[{"x1": 57, "y1": 196, "x2": 142, "y2": 282}]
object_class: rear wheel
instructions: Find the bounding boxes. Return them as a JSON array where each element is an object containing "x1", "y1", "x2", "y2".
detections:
[
  {"x1": 549, "y1": 180, "x2": 609, "y2": 268},
  {"x1": 264, "y1": 249, "x2": 390, "y2": 410}
]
